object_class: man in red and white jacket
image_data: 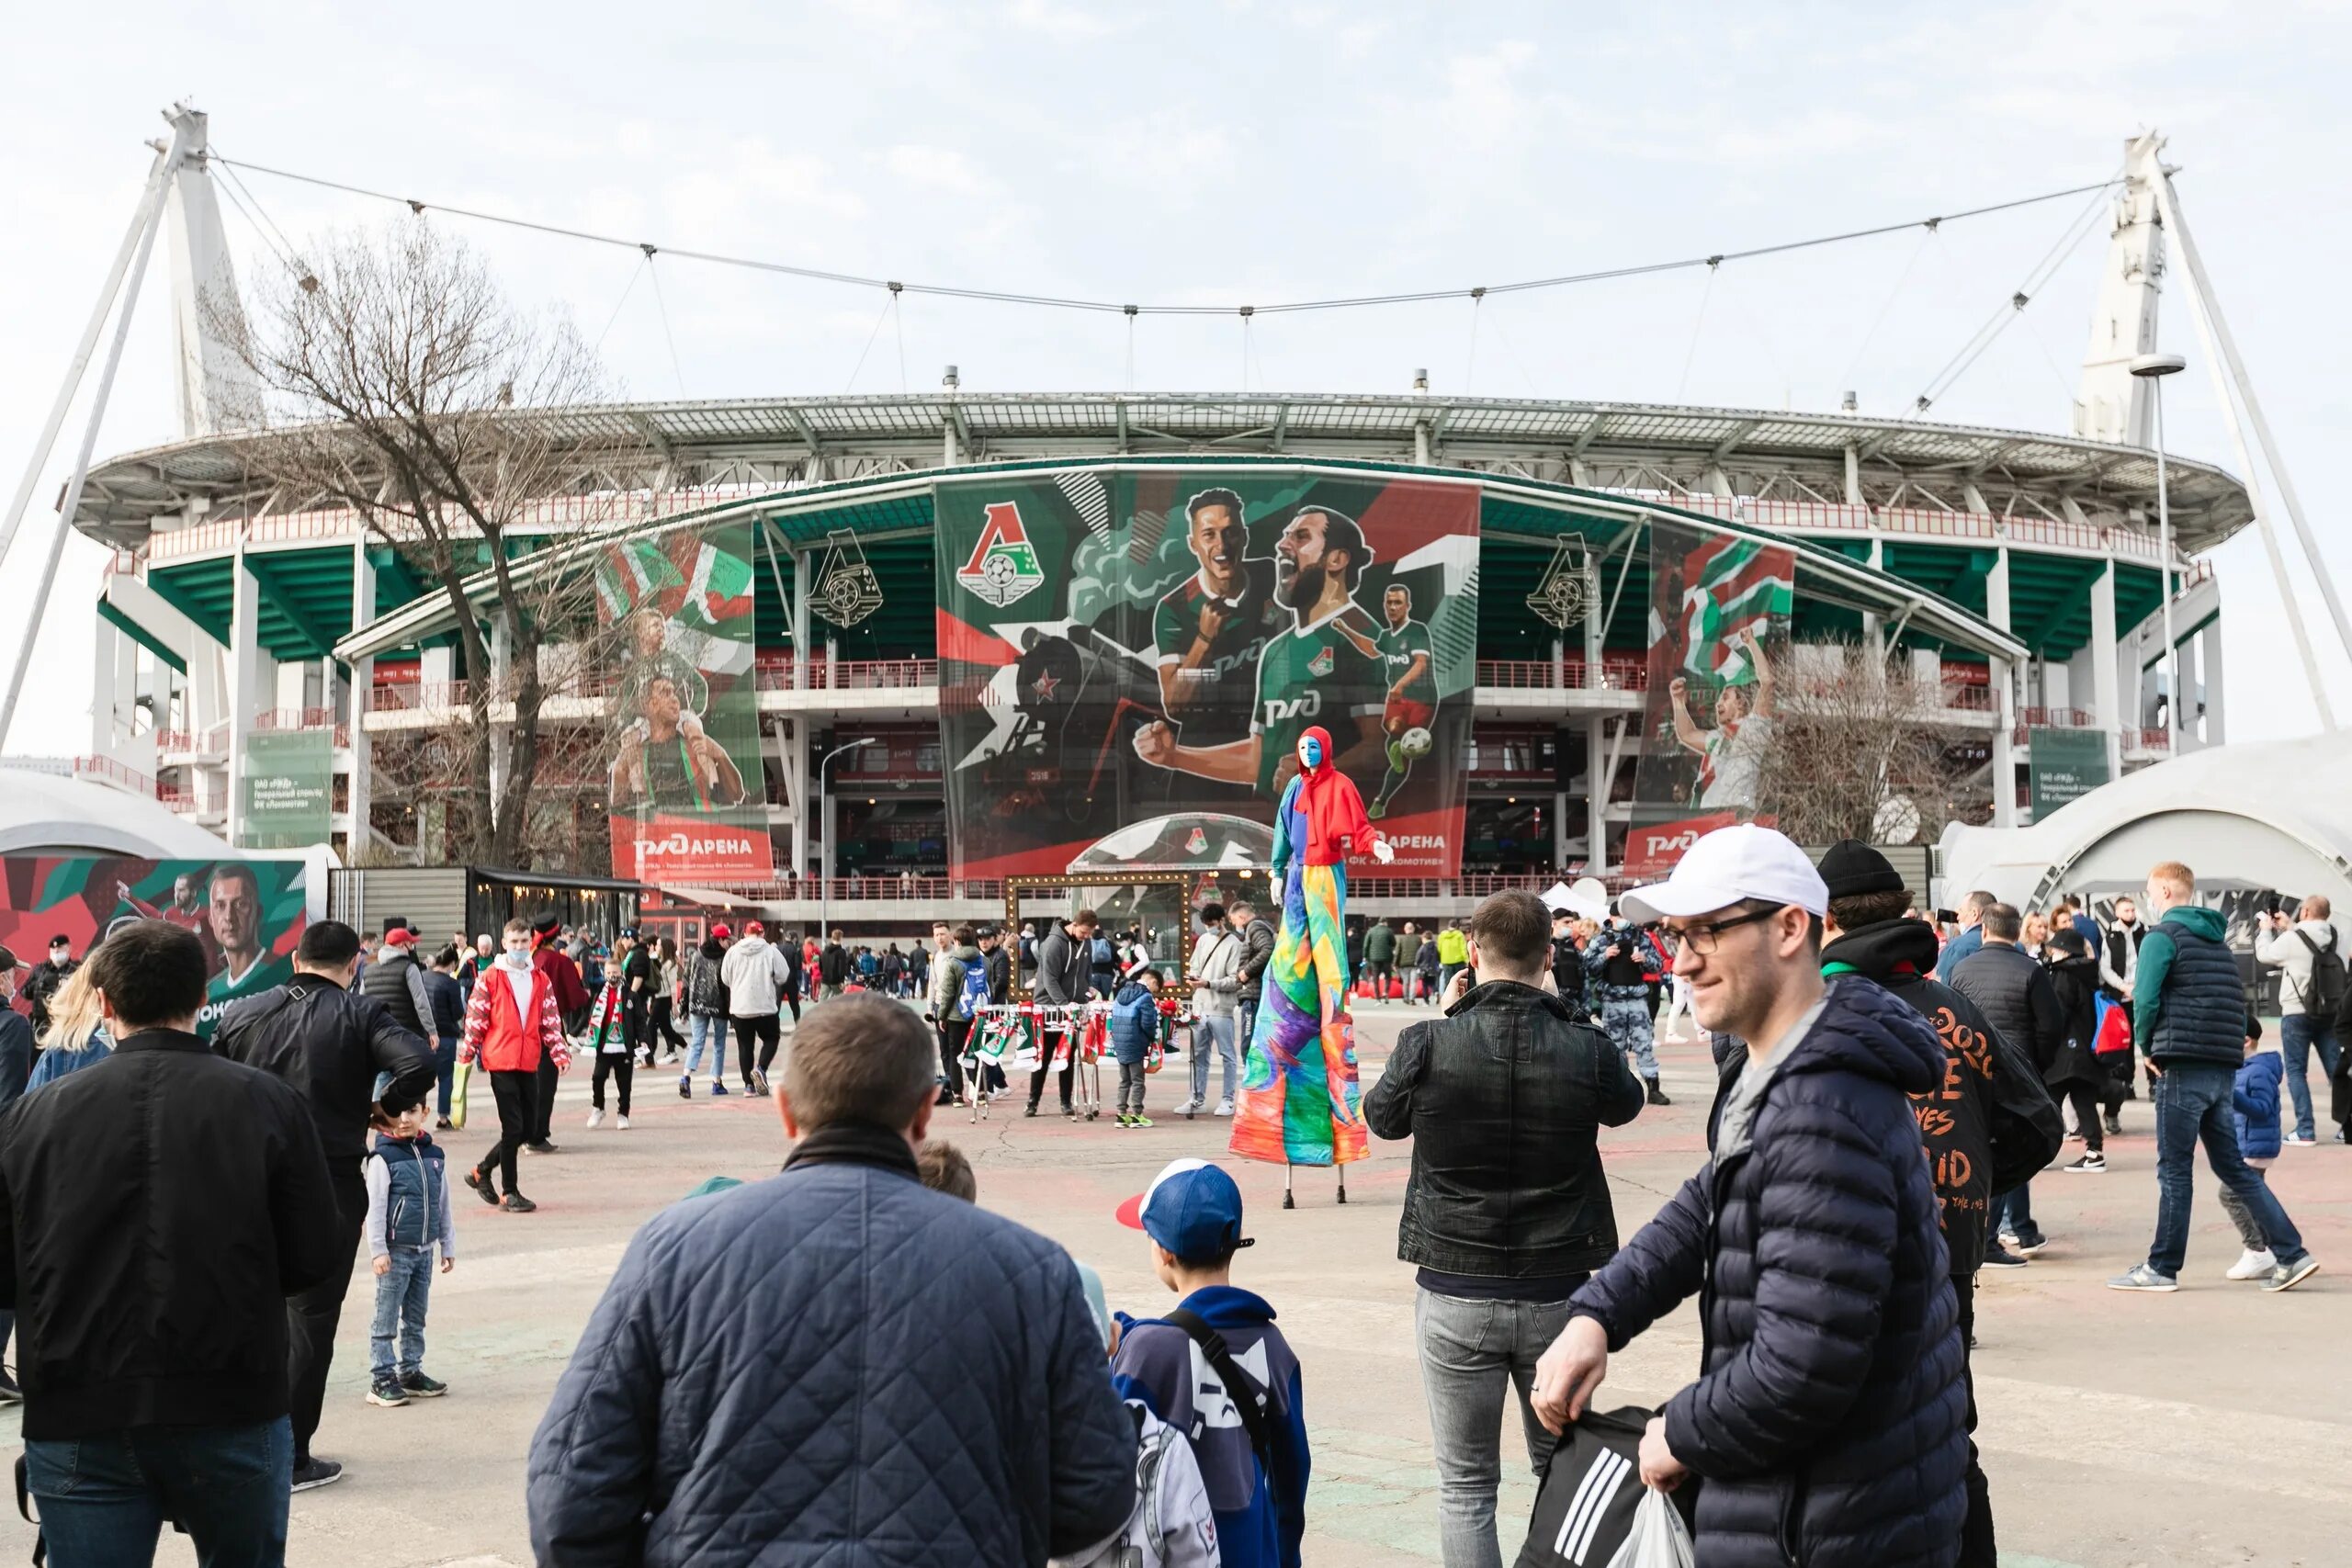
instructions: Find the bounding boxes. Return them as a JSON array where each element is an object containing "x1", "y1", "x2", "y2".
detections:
[{"x1": 461, "y1": 919, "x2": 571, "y2": 1213}]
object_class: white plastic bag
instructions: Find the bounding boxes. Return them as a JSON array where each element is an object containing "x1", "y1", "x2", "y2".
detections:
[{"x1": 1603, "y1": 1487, "x2": 1695, "y2": 1568}]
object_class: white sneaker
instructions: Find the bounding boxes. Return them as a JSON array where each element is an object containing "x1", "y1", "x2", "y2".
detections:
[
  {"x1": 2225, "y1": 1247, "x2": 2278, "y2": 1280},
  {"x1": 1214, "y1": 1100, "x2": 1235, "y2": 1117},
  {"x1": 617, "y1": 1115, "x2": 631, "y2": 1131},
  {"x1": 585, "y1": 1108, "x2": 605, "y2": 1129},
  {"x1": 1172, "y1": 1099, "x2": 1203, "y2": 1116}
]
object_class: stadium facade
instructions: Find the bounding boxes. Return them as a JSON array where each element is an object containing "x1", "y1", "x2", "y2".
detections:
[{"x1": 56, "y1": 131, "x2": 2253, "y2": 927}]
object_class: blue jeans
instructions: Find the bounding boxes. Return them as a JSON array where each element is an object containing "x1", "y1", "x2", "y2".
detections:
[
  {"x1": 2278, "y1": 1013, "x2": 2341, "y2": 1140},
  {"x1": 369, "y1": 1247, "x2": 435, "y2": 1382},
  {"x1": 434, "y1": 1035, "x2": 458, "y2": 1117},
  {"x1": 2148, "y1": 1060, "x2": 2307, "y2": 1277},
  {"x1": 1991, "y1": 1182, "x2": 2038, "y2": 1247},
  {"x1": 684, "y1": 1012, "x2": 727, "y2": 1082},
  {"x1": 25, "y1": 1416, "x2": 290, "y2": 1568},
  {"x1": 1189, "y1": 1013, "x2": 1239, "y2": 1106}
]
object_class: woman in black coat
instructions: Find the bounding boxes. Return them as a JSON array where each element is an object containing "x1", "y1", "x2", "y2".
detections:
[{"x1": 2043, "y1": 928, "x2": 2115, "y2": 1165}]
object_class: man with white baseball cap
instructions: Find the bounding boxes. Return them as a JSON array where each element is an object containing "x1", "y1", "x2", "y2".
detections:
[{"x1": 1528, "y1": 823, "x2": 1969, "y2": 1568}]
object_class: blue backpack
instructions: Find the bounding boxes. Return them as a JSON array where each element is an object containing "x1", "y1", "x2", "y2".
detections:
[{"x1": 955, "y1": 955, "x2": 989, "y2": 1022}]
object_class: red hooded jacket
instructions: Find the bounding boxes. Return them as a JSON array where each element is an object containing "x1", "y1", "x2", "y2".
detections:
[{"x1": 1285, "y1": 723, "x2": 1377, "y2": 866}]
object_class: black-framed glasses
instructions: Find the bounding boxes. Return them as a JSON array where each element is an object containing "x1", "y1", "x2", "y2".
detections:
[{"x1": 1659, "y1": 907, "x2": 1781, "y2": 956}]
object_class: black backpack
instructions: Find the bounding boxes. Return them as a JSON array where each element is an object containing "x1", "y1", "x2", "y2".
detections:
[{"x1": 2295, "y1": 928, "x2": 2347, "y2": 1019}]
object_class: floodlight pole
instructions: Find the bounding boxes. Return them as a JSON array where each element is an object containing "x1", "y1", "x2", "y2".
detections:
[
  {"x1": 816, "y1": 737, "x2": 879, "y2": 944},
  {"x1": 0, "y1": 118, "x2": 193, "y2": 749},
  {"x1": 2132, "y1": 352, "x2": 2187, "y2": 743}
]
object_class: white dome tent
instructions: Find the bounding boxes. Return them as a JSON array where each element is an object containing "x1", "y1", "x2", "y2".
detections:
[
  {"x1": 0, "y1": 770, "x2": 238, "y2": 860},
  {"x1": 1937, "y1": 735, "x2": 2352, "y2": 911}
]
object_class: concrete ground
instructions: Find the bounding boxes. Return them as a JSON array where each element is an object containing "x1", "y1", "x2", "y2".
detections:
[{"x1": 4, "y1": 1006, "x2": 2345, "y2": 1567}]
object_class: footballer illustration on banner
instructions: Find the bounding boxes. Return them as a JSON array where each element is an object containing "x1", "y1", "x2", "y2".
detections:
[
  {"x1": 599, "y1": 525, "x2": 775, "y2": 882},
  {"x1": 1627, "y1": 522, "x2": 1793, "y2": 870},
  {"x1": 933, "y1": 467, "x2": 1479, "y2": 878}
]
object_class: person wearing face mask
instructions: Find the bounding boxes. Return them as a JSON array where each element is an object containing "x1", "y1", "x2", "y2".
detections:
[
  {"x1": 458, "y1": 921, "x2": 573, "y2": 1218},
  {"x1": 22, "y1": 936, "x2": 78, "y2": 1037},
  {"x1": 1229, "y1": 726, "x2": 1392, "y2": 1200}
]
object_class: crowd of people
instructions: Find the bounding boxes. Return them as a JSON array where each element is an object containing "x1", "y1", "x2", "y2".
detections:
[{"x1": 0, "y1": 820, "x2": 2340, "y2": 1565}]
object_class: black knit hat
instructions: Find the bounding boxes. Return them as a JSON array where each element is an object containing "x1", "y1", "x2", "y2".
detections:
[{"x1": 1817, "y1": 840, "x2": 1904, "y2": 899}]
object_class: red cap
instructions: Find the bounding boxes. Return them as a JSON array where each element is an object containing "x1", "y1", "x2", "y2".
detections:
[
  {"x1": 746, "y1": 919, "x2": 766, "y2": 936},
  {"x1": 384, "y1": 928, "x2": 417, "y2": 948},
  {"x1": 710, "y1": 923, "x2": 732, "y2": 941}
]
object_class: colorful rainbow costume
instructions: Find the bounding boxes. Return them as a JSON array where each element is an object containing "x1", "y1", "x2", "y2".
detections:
[{"x1": 1230, "y1": 725, "x2": 1376, "y2": 1175}]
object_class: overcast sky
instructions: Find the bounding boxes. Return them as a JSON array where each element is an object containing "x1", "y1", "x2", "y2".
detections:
[{"x1": 6, "y1": 0, "x2": 2350, "y2": 756}]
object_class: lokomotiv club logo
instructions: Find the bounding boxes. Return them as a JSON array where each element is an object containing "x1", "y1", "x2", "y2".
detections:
[{"x1": 957, "y1": 501, "x2": 1047, "y2": 608}]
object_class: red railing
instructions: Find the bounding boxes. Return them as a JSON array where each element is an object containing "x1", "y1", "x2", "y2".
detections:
[
  {"x1": 1939, "y1": 684, "x2": 1996, "y2": 712},
  {"x1": 72, "y1": 755, "x2": 158, "y2": 798},
  {"x1": 155, "y1": 724, "x2": 229, "y2": 756},
  {"x1": 2125, "y1": 728, "x2": 2175, "y2": 753},
  {"x1": 158, "y1": 785, "x2": 198, "y2": 813},
  {"x1": 367, "y1": 681, "x2": 473, "y2": 713}
]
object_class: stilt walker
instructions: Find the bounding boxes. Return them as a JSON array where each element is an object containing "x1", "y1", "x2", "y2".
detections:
[{"x1": 1229, "y1": 724, "x2": 1392, "y2": 1204}]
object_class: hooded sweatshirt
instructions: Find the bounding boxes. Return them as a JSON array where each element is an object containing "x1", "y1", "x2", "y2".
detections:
[
  {"x1": 1272, "y1": 724, "x2": 1374, "y2": 869},
  {"x1": 1113, "y1": 1284, "x2": 1309, "y2": 1568},
  {"x1": 1818, "y1": 919, "x2": 2062, "y2": 1277},
  {"x1": 2132, "y1": 906, "x2": 2245, "y2": 1066},
  {"x1": 720, "y1": 935, "x2": 788, "y2": 1019},
  {"x1": 1109, "y1": 978, "x2": 1159, "y2": 1065}
]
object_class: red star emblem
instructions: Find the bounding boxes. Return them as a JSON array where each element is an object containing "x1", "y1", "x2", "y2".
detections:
[{"x1": 1030, "y1": 670, "x2": 1060, "y2": 702}]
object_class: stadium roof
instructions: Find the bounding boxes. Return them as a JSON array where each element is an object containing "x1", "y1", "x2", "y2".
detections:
[{"x1": 74, "y1": 391, "x2": 2254, "y2": 555}]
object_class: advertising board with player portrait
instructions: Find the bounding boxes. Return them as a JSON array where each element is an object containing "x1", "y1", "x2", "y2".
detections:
[
  {"x1": 934, "y1": 467, "x2": 1479, "y2": 877},
  {"x1": 597, "y1": 525, "x2": 774, "y2": 883},
  {"x1": 1627, "y1": 517, "x2": 1795, "y2": 868},
  {"x1": 0, "y1": 857, "x2": 307, "y2": 1039}
]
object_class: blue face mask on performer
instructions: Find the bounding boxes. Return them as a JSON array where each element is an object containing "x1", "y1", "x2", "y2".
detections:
[{"x1": 1297, "y1": 735, "x2": 1323, "y2": 770}]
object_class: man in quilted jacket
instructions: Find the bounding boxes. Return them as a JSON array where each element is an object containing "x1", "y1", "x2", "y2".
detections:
[
  {"x1": 1529, "y1": 825, "x2": 1967, "y2": 1568},
  {"x1": 527, "y1": 993, "x2": 1137, "y2": 1566}
]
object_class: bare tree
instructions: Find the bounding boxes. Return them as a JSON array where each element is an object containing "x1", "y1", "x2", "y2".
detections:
[
  {"x1": 1754, "y1": 640, "x2": 1988, "y2": 845},
  {"x1": 218, "y1": 220, "x2": 634, "y2": 866}
]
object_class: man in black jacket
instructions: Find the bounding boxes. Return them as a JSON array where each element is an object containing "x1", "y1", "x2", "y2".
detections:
[
  {"x1": 1532, "y1": 825, "x2": 1966, "y2": 1568},
  {"x1": 1229, "y1": 897, "x2": 1275, "y2": 1051},
  {"x1": 215, "y1": 919, "x2": 436, "y2": 1494},
  {"x1": 1026, "y1": 910, "x2": 1098, "y2": 1119},
  {"x1": 818, "y1": 931, "x2": 850, "y2": 999},
  {"x1": 0, "y1": 920, "x2": 338, "y2": 1562},
  {"x1": 1366, "y1": 890, "x2": 1645, "y2": 1568},
  {"x1": 1951, "y1": 903, "x2": 2069, "y2": 1264},
  {"x1": 1817, "y1": 847, "x2": 2062, "y2": 1568}
]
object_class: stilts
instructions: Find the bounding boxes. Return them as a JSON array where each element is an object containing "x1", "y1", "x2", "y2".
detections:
[
  {"x1": 1283, "y1": 1164, "x2": 1295, "y2": 1210},
  {"x1": 1338, "y1": 1165, "x2": 1348, "y2": 1204}
]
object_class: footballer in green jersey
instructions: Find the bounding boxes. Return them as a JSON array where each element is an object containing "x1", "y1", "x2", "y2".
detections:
[
  {"x1": 1371, "y1": 583, "x2": 1439, "y2": 818},
  {"x1": 1151, "y1": 487, "x2": 1281, "y2": 746},
  {"x1": 1132, "y1": 503, "x2": 1387, "y2": 800},
  {"x1": 195, "y1": 862, "x2": 296, "y2": 1039}
]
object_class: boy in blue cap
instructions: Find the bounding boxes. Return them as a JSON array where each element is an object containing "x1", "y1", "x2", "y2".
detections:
[{"x1": 1112, "y1": 1158, "x2": 1310, "y2": 1568}]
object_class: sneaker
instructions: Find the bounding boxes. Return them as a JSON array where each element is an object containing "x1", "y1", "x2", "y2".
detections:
[
  {"x1": 1214, "y1": 1100, "x2": 1234, "y2": 1117},
  {"x1": 1114, "y1": 1113, "x2": 1134, "y2": 1128},
  {"x1": 1063, "y1": 1104, "x2": 1080, "y2": 1122},
  {"x1": 502, "y1": 1193, "x2": 538, "y2": 1213},
  {"x1": 2261, "y1": 1257, "x2": 2322, "y2": 1292},
  {"x1": 617, "y1": 1114, "x2": 631, "y2": 1130},
  {"x1": 0, "y1": 1368, "x2": 22, "y2": 1404},
  {"x1": 464, "y1": 1167, "x2": 500, "y2": 1207},
  {"x1": 1024, "y1": 1103, "x2": 1040, "y2": 1118},
  {"x1": 526, "y1": 1140, "x2": 559, "y2": 1155},
  {"x1": 586, "y1": 1107, "x2": 605, "y2": 1129},
  {"x1": 435, "y1": 1116, "x2": 454, "y2": 1131},
  {"x1": 289, "y1": 1458, "x2": 345, "y2": 1493},
  {"x1": 750, "y1": 1069, "x2": 770, "y2": 1097},
  {"x1": 399, "y1": 1371, "x2": 447, "y2": 1398},
  {"x1": 2103, "y1": 1111, "x2": 2123, "y2": 1136},
  {"x1": 366, "y1": 1378, "x2": 410, "y2": 1408},
  {"x1": 1645, "y1": 1081, "x2": 1672, "y2": 1107},
  {"x1": 2285, "y1": 1132, "x2": 2318, "y2": 1146},
  {"x1": 2105, "y1": 1263, "x2": 2179, "y2": 1292},
  {"x1": 710, "y1": 1081, "x2": 729, "y2": 1097},
  {"x1": 2008, "y1": 1233, "x2": 2052, "y2": 1258},
  {"x1": 1982, "y1": 1245, "x2": 2030, "y2": 1269},
  {"x1": 1129, "y1": 1114, "x2": 1154, "y2": 1128},
  {"x1": 2062, "y1": 1153, "x2": 2107, "y2": 1173},
  {"x1": 678, "y1": 1076, "x2": 692, "y2": 1100},
  {"x1": 1172, "y1": 1099, "x2": 1203, "y2": 1118},
  {"x1": 2225, "y1": 1247, "x2": 2278, "y2": 1280}
]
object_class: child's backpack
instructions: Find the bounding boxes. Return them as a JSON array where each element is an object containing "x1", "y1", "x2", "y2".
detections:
[
  {"x1": 1091, "y1": 934, "x2": 1117, "y2": 972},
  {"x1": 955, "y1": 955, "x2": 989, "y2": 1022},
  {"x1": 1088, "y1": 1400, "x2": 1220, "y2": 1568},
  {"x1": 2295, "y1": 928, "x2": 2347, "y2": 1019}
]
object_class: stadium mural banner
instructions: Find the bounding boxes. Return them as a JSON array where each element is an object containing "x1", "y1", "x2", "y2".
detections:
[
  {"x1": 934, "y1": 468, "x2": 1480, "y2": 877},
  {"x1": 240, "y1": 728, "x2": 333, "y2": 849},
  {"x1": 0, "y1": 857, "x2": 305, "y2": 1039},
  {"x1": 599, "y1": 524, "x2": 774, "y2": 883},
  {"x1": 1628, "y1": 516, "x2": 1794, "y2": 868}
]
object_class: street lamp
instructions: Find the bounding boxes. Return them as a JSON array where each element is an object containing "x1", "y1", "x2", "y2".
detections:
[
  {"x1": 2132, "y1": 351, "x2": 2188, "y2": 743},
  {"x1": 817, "y1": 737, "x2": 880, "y2": 944}
]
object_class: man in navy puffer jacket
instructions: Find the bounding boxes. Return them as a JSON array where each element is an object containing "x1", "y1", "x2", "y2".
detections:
[
  {"x1": 526, "y1": 995, "x2": 1136, "y2": 1566},
  {"x1": 1531, "y1": 825, "x2": 1967, "y2": 1568}
]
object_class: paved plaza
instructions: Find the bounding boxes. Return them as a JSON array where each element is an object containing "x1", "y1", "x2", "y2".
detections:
[{"x1": 7, "y1": 1008, "x2": 2341, "y2": 1568}]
